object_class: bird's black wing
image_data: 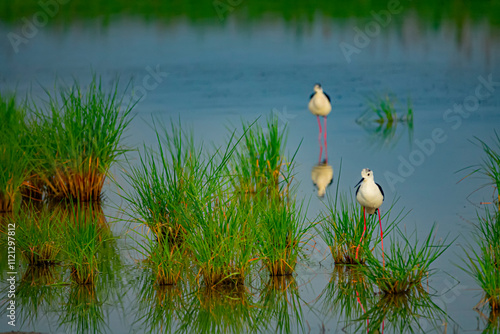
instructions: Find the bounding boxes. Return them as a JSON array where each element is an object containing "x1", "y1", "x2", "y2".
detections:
[
  {"x1": 309, "y1": 92, "x2": 315, "y2": 100},
  {"x1": 376, "y1": 183, "x2": 384, "y2": 200},
  {"x1": 324, "y1": 92, "x2": 331, "y2": 102}
]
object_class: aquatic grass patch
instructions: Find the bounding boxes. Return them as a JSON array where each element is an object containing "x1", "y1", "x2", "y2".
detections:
[
  {"x1": 353, "y1": 288, "x2": 447, "y2": 333},
  {"x1": 132, "y1": 271, "x2": 184, "y2": 334},
  {"x1": 121, "y1": 120, "x2": 204, "y2": 245},
  {"x1": 183, "y1": 188, "x2": 258, "y2": 287},
  {"x1": 2, "y1": 204, "x2": 63, "y2": 266},
  {"x1": 133, "y1": 226, "x2": 186, "y2": 286},
  {"x1": 363, "y1": 225, "x2": 450, "y2": 295},
  {"x1": 357, "y1": 92, "x2": 414, "y2": 125},
  {"x1": 230, "y1": 116, "x2": 297, "y2": 196},
  {"x1": 318, "y1": 190, "x2": 404, "y2": 265},
  {"x1": 0, "y1": 93, "x2": 31, "y2": 211},
  {"x1": 62, "y1": 202, "x2": 110, "y2": 285},
  {"x1": 461, "y1": 131, "x2": 500, "y2": 206},
  {"x1": 319, "y1": 266, "x2": 374, "y2": 327},
  {"x1": 178, "y1": 285, "x2": 255, "y2": 334},
  {"x1": 462, "y1": 208, "x2": 500, "y2": 311},
  {"x1": 59, "y1": 284, "x2": 109, "y2": 334},
  {"x1": 256, "y1": 275, "x2": 305, "y2": 334},
  {"x1": 257, "y1": 195, "x2": 312, "y2": 276},
  {"x1": 356, "y1": 93, "x2": 414, "y2": 149},
  {"x1": 30, "y1": 76, "x2": 133, "y2": 201}
]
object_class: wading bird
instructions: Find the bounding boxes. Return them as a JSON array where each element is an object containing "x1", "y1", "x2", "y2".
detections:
[
  {"x1": 355, "y1": 168, "x2": 385, "y2": 266},
  {"x1": 308, "y1": 83, "x2": 331, "y2": 149}
]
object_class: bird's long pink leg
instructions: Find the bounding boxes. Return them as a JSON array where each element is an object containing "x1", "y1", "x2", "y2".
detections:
[
  {"x1": 324, "y1": 116, "x2": 328, "y2": 161},
  {"x1": 355, "y1": 207, "x2": 367, "y2": 262},
  {"x1": 318, "y1": 145, "x2": 323, "y2": 164},
  {"x1": 317, "y1": 115, "x2": 322, "y2": 147},
  {"x1": 378, "y1": 208, "x2": 385, "y2": 268}
]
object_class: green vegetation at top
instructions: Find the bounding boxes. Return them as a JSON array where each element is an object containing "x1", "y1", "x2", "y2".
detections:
[{"x1": 1, "y1": 0, "x2": 499, "y2": 27}]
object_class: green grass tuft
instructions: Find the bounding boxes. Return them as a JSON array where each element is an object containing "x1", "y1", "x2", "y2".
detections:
[
  {"x1": 29, "y1": 76, "x2": 133, "y2": 201},
  {"x1": 363, "y1": 225, "x2": 450, "y2": 295}
]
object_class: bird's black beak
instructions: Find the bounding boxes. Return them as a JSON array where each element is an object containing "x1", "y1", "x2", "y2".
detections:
[{"x1": 354, "y1": 178, "x2": 363, "y2": 188}]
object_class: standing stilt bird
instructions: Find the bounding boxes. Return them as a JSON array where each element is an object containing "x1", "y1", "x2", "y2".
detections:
[
  {"x1": 354, "y1": 168, "x2": 385, "y2": 267},
  {"x1": 308, "y1": 84, "x2": 331, "y2": 150}
]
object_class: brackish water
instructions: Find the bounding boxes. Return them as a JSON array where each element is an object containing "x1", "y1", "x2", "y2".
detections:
[{"x1": 1, "y1": 1, "x2": 500, "y2": 333}]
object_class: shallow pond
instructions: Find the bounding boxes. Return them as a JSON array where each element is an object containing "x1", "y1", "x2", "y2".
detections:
[{"x1": 1, "y1": 1, "x2": 500, "y2": 333}]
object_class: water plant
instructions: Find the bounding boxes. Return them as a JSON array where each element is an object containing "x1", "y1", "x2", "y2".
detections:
[
  {"x1": 179, "y1": 285, "x2": 256, "y2": 334},
  {"x1": 256, "y1": 275, "x2": 305, "y2": 334},
  {"x1": 358, "y1": 93, "x2": 413, "y2": 125},
  {"x1": 2, "y1": 204, "x2": 63, "y2": 266},
  {"x1": 257, "y1": 195, "x2": 312, "y2": 276},
  {"x1": 29, "y1": 76, "x2": 133, "y2": 201},
  {"x1": 122, "y1": 120, "x2": 204, "y2": 244},
  {"x1": 353, "y1": 288, "x2": 447, "y2": 333},
  {"x1": 230, "y1": 116, "x2": 296, "y2": 195},
  {"x1": 363, "y1": 225, "x2": 450, "y2": 295},
  {"x1": 0, "y1": 93, "x2": 31, "y2": 211},
  {"x1": 462, "y1": 131, "x2": 500, "y2": 206},
  {"x1": 62, "y1": 202, "x2": 109, "y2": 285},
  {"x1": 319, "y1": 266, "x2": 374, "y2": 329},
  {"x1": 184, "y1": 188, "x2": 258, "y2": 287},
  {"x1": 462, "y1": 208, "x2": 500, "y2": 311}
]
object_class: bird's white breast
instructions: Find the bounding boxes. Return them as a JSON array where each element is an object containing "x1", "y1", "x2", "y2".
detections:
[
  {"x1": 356, "y1": 182, "x2": 383, "y2": 214},
  {"x1": 309, "y1": 93, "x2": 332, "y2": 116}
]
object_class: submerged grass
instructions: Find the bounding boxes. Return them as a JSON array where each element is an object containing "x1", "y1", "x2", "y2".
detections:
[
  {"x1": 363, "y1": 225, "x2": 450, "y2": 295},
  {"x1": 2, "y1": 204, "x2": 63, "y2": 266},
  {"x1": 62, "y1": 202, "x2": 110, "y2": 285},
  {"x1": 462, "y1": 208, "x2": 500, "y2": 311},
  {"x1": 30, "y1": 76, "x2": 133, "y2": 201},
  {"x1": 0, "y1": 93, "x2": 31, "y2": 212},
  {"x1": 257, "y1": 194, "x2": 312, "y2": 276},
  {"x1": 358, "y1": 93, "x2": 414, "y2": 125}
]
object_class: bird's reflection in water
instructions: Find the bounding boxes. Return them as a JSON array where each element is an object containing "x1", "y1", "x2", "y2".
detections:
[{"x1": 311, "y1": 138, "x2": 333, "y2": 198}]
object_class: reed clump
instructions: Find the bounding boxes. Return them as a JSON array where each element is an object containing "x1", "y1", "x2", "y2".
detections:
[
  {"x1": 230, "y1": 116, "x2": 295, "y2": 196},
  {"x1": 257, "y1": 194, "x2": 312, "y2": 276},
  {"x1": 363, "y1": 225, "x2": 450, "y2": 295},
  {"x1": 62, "y1": 202, "x2": 109, "y2": 285},
  {"x1": 462, "y1": 208, "x2": 500, "y2": 311},
  {"x1": 4, "y1": 204, "x2": 63, "y2": 266},
  {"x1": 30, "y1": 76, "x2": 133, "y2": 202},
  {"x1": 0, "y1": 93, "x2": 31, "y2": 212}
]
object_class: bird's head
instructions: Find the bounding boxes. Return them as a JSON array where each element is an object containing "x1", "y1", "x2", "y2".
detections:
[
  {"x1": 361, "y1": 168, "x2": 374, "y2": 180},
  {"x1": 313, "y1": 83, "x2": 323, "y2": 92}
]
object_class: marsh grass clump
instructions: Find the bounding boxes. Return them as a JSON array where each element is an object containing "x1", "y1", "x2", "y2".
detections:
[
  {"x1": 62, "y1": 203, "x2": 109, "y2": 285},
  {"x1": 357, "y1": 93, "x2": 413, "y2": 125},
  {"x1": 462, "y1": 131, "x2": 500, "y2": 207},
  {"x1": 4, "y1": 204, "x2": 63, "y2": 266},
  {"x1": 135, "y1": 227, "x2": 185, "y2": 286},
  {"x1": 122, "y1": 121, "x2": 204, "y2": 245},
  {"x1": 0, "y1": 93, "x2": 31, "y2": 212},
  {"x1": 30, "y1": 76, "x2": 133, "y2": 202},
  {"x1": 230, "y1": 116, "x2": 296, "y2": 196},
  {"x1": 257, "y1": 195, "x2": 312, "y2": 276},
  {"x1": 462, "y1": 208, "x2": 500, "y2": 311},
  {"x1": 363, "y1": 226, "x2": 450, "y2": 295},
  {"x1": 184, "y1": 189, "x2": 257, "y2": 287},
  {"x1": 319, "y1": 194, "x2": 378, "y2": 264}
]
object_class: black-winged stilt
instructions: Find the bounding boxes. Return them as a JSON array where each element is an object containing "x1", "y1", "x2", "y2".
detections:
[
  {"x1": 354, "y1": 168, "x2": 385, "y2": 266},
  {"x1": 308, "y1": 83, "x2": 331, "y2": 149}
]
